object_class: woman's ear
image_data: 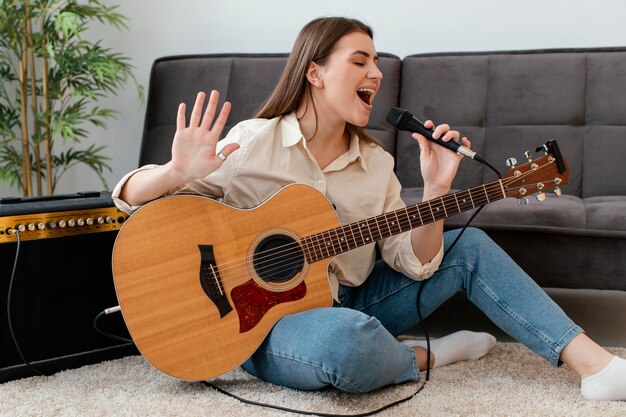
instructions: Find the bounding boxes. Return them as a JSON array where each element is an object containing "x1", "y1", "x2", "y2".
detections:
[{"x1": 306, "y1": 62, "x2": 324, "y2": 88}]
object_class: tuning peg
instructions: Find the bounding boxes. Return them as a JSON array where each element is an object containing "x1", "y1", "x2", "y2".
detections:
[
  {"x1": 506, "y1": 158, "x2": 518, "y2": 168},
  {"x1": 536, "y1": 144, "x2": 549, "y2": 155},
  {"x1": 524, "y1": 151, "x2": 532, "y2": 162},
  {"x1": 554, "y1": 187, "x2": 562, "y2": 196},
  {"x1": 535, "y1": 192, "x2": 546, "y2": 202},
  {"x1": 518, "y1": 198, "x2": 529, "y2": 206}
]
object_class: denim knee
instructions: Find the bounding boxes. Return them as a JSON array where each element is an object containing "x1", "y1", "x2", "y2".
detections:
[
  {"x1": 244, "y1": 307, "x2": 419, "y2": 393},
  {"x1": 445, "y1": 227, "x2": 490, "y2": 252}
]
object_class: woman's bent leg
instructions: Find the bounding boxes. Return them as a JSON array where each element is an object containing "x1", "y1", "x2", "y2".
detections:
[
  {"x1": 241, "y1": 307, "x2": 420, "y2": 393},
  {"x1": 429, "y1": 227, "x2": 583, "y2": 366}
]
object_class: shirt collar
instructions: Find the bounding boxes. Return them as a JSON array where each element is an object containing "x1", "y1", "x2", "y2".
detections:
[{"x1": 279, "y1": 112, "x2": 368, "y2": 172}]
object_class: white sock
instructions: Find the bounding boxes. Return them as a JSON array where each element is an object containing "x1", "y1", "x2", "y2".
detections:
[
  {"x1": 400, "y1": 330, "x2": 497, "y2": 368},
  {"x1": 581, "y1": 356, "x2": 626, "y2": 401}
]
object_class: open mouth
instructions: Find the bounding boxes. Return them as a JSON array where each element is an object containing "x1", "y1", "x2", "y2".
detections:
[{"x1": 357, "y1": 88, "x2": 374, "y2": 105}]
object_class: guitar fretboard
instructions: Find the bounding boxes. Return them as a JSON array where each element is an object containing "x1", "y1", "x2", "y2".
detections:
[{"x1": 301, "y1": 179, "x2": 505, "y2": 263}]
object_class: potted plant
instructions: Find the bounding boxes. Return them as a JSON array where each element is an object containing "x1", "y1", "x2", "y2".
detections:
[{"x1": 0, "y1": 0, "x2": 142, "y2": 196}]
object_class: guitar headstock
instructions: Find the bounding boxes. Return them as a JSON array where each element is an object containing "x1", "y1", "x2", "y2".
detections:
[{"x1": 502, "y1": 141, "x2": 569, "y2": 203}]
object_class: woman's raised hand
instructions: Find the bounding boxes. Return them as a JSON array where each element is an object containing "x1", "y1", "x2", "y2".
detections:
[{"x1": 169, "y1": 90, "x2": 240, "y2": 182}]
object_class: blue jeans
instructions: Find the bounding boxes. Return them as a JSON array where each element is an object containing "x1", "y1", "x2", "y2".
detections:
[{"x1": 241, "y1": 228, "x2": 583, "y2": 393}]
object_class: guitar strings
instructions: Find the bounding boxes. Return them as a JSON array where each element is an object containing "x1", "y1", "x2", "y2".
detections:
[
  {"x1": 215, "y1": 178, "x2": 552, "y2": 283},
  {"x1": 210, "y1": 162, "x2": 555, "y2": 280},
  {"x1": 209, "y1": 160, "x2": 556, "y2": 281}
]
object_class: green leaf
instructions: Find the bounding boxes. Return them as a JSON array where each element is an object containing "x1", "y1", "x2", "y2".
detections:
[{"x1": 55, "y1": 11, "x2": 82, "y2": 39}]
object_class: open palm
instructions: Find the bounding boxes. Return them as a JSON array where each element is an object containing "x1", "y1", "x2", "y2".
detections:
[{"x1": 170, "y1": 91, "x2": 239, "y2": 182}]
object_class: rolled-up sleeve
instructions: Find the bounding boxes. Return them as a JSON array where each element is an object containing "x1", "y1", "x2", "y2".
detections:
[
  {"x1": 387, "y1": 232, "x2": 444, "y2": 280},
  {"x1": 111, "y1": 164, "x2": 160, "y2": 214}
]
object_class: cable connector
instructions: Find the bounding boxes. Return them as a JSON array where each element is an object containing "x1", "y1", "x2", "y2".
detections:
[{"x1": 104, "y1": 305, "x2": 121, "y2": 315}]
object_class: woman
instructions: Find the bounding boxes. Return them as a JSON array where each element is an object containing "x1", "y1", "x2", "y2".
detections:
[{"x1": 113, "y1": 17, "x2": 625, "y2": 400}]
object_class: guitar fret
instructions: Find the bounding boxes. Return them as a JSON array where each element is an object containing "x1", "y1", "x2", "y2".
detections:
[
  {"x1": 393, "y1": 210, "x2": 402, "y2": 232},
  {"x1": 335, "y1": 228, "x2": 347, "y2": 254},
  {"x1": 427, "y1": 200, "x2": 436, "y2": 222},
  {"x1": 357, "y1": 221, "x2": 367, "y2": 246},
  {"x1": 385, "y1": 213, "x2": 397, "y2": 236},
  {"x1": 433, "y1": 200, "x2": 445, "y2": 221},
  {"x1": 409, "y1": 206, "x2": 423, "y2": 227},
  {"x1": 301, "y1": 237, "x2": 312, "y2": 262},
  {"x1": 453, "y1": 193, "x2": 461, "y2": 212},
  {"x1": 346, "y1": 222, "x2": 357, "y2": 249},
  {"x1": 373, "y1": 215, "x2": 384, "y2": 240},
  {"x1": 322, "y1": 230, "x2": 332, "y2": 258},
  {"x1": 415, "y1": 204, "x2": 424, "y2": 225},
  {"x1": 439, "y1": 197, "x2": 448, "y2": 217},
  {"x1": 383, "y1": 213, "x2": 392, "y2": 237},
  {"x1": 363, "y1": 219, "x2": 374, "y2": 244},
  {"x1": 482, "y1": 184, "x2": 490, "y2": 203},
  {"x1": 402, "y1": 207, "x2": 413, "y2": 230},
  {"x1": 313, "y1": 233, "x2": 324, "y2": 261}
]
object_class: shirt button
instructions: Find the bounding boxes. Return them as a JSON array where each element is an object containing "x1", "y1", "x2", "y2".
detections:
[{"x1": 318, "y1": 179, "x2": 324, "y2": 184}]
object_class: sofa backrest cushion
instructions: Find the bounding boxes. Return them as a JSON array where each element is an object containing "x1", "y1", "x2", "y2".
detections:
[{"x1": 396, "y1": 48, "x2": 626, "y2": 198}]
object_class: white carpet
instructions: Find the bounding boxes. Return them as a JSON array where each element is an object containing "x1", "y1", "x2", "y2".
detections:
[{"x1": 1, "y1": 343, "x2": 626, "y2": 417}]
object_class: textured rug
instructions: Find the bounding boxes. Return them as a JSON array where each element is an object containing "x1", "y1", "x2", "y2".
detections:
[{"x1": 1, "y1": 343, "x2": 626, "y2": 417}]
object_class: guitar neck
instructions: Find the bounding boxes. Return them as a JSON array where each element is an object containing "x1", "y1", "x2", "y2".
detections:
[{"x1": 302, "y1": 179, "x2": 506, "y2": 263}]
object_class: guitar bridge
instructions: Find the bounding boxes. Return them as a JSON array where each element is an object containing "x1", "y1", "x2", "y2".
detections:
[{"x1": 198, "y1": 245, "x2": 233, "y2": 318}]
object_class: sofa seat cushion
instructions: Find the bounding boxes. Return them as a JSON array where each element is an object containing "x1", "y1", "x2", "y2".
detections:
[{"x1": 585, "y1": 196, "x2": 626, "y2": 231}]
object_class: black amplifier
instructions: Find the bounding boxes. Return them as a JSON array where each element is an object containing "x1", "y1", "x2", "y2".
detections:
[{"x1": 0, "y1": 191, "x2": 137, "y2": 382}]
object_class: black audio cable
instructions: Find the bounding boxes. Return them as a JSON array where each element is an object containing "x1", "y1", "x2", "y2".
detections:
[
  {"x1": 6, "y1": 229, "x2": 50, "y2": 377},
  {"x1": 414, "y1": 154, "x2": 501, "y2": 381},
  {"x1": 93, "y1": 308, "x2": 132, "y2": 343}
]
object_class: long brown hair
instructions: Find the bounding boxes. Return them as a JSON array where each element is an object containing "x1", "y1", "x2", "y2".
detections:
[{"x1": 255, "y1": 17, "x2": 379, "y2": 145}]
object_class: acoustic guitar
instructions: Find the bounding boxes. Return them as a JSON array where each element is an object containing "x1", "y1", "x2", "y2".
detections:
[{"x1": 112, "y1": 141, "x2": 568, "y2": 381}]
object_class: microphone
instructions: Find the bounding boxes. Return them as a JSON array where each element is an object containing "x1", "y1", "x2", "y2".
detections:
[{"x1": 386, "y1": 107, "x2": 477, "y2": 159}]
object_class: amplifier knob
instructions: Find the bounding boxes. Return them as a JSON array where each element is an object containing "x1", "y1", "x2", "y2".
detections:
[
  {"x1": 105, "y1": 216, "x2": 113, "y2": 224},
  {"x1": 97, "y1": 217, "x2": 105, "y2": 224},
  {"x1": 17, "y1": 224, "x2": 26, "y2": 232},
  {"x1": 59, "y1": 220, "x2": 67, "y2": 228},
  {"x1": 86, "y1": 218, "x2": 94, "y2": 225},
  {"x1": 77, "y1": 218, "x2": 85, "y2": 226},
  {"x1": 68, "y1": 219, "x2": 76, "y2": 227},
  {"x1": 37, "y1": 222, "x2": 45, "y2": 230},
  {"x1": 48, "y1": 221, "x2": 57, "y2": 229},
  {"x1": 27, "y1": 223, "x2": 36, "y2": 231}
]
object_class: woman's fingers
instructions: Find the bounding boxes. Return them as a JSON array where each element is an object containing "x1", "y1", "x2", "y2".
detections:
[
  {"x1": 200, "y1": 90, "x2": 219, "y2": 130},
  {"x1": 188, "y1": 92, "x2": 206, "y2": 127},
  {"x1": 176, "y1": 103, "x2": 186, "y2": 131},
  {"x1": 211, "y1": 101, "x2": 231, "y2": 134}
]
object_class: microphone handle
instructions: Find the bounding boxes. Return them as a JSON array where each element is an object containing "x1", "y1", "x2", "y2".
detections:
[
  {"x1": 407, "y1": 117, "x2": 477, "y2": 159},
  {"x1": 405, "y1": 117, "x2": 463, "y2": 153}
]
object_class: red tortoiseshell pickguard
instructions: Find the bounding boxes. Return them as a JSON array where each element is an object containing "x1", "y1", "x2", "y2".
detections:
[{"x1": 230, "y1": 280, "x2": 307, "y2": 333}]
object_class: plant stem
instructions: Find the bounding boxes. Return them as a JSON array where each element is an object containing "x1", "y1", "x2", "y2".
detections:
[
  {"x1": 41, "y1": 17, "x2": 53, "y2": 195},
  {"x1": 19, "y1": 3, "x2": 32, "y2": 197},
  {"x1": 26, "y1": 3, "x2": 43, "y2": 196}
]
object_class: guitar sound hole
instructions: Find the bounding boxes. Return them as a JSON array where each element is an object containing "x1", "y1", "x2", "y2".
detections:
[{"x1": 253, "y1": 234, "x2": 304, "y2": 283}]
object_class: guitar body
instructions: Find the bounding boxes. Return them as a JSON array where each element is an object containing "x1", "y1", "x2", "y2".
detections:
[{"x1": 112, "y1": 184, "x2": 336, "y2": 381}]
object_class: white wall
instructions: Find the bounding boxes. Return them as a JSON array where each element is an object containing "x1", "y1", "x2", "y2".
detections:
[{"x1": 4, "y1": 0, "x2": 626, "y2": 196}]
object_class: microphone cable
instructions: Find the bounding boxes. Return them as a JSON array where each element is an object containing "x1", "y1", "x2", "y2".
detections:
[{"x1": 414, "y1": 151, "x2": 502, "y2": 381}]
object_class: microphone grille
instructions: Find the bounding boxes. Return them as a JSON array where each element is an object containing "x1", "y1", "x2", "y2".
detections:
[{"x1": 386, "y1": 107, "x2": 413, "y2": 130}]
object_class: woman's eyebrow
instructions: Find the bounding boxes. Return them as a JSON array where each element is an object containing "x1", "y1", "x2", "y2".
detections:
[{"x1": 351, "y1": 50, "x2": 379, "y2": 62}]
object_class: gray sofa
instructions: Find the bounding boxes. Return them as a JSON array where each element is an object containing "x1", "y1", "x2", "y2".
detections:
[{"x1": 138, "y1": 49, "x2": 626, "y2": 346}]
